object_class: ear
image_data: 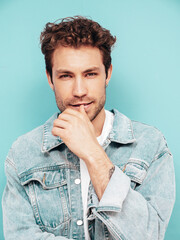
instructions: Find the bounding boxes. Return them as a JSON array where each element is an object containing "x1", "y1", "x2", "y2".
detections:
[
  {"x1": 46, "y1": 70, "x2": 54, "y2": 91},
  {"x1": 105, "y1": 64, "x2": 112, "y2": 86}
]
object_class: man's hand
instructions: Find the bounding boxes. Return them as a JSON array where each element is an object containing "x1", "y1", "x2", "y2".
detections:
[
  {"x1": 52, "y1": 105, "x2": 101, "y2": 161},
  {"x1": 52, "y1": 105, "x2": 114, "y2": 199}
]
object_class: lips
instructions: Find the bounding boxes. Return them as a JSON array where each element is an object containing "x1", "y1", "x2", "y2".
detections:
[
  {"x1": 70, "y1": 101, "x2": 93, "y2": 111},
  {"x1": 71, "y1": 102, "x2": 92, "y2": 107}
]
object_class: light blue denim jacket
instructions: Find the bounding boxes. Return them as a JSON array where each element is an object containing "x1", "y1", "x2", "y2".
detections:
[{"x1": 2, "y1": 109, "x2": 175, "y2": 240}]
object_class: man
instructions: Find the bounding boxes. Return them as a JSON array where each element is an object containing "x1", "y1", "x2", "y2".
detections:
[{"x1": 2, "y1": 16, "x2": 175, "y2": 240}]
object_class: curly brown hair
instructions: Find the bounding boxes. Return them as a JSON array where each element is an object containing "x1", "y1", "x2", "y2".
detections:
[{"x1": 40, "y1": 16, "x2": 116, "y2": 82}]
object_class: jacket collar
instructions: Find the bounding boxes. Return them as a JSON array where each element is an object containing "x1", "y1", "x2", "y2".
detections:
[
  {"x1": 109, "y1": 109, "x2": 136, "y2": 144},
  {"x1": 41, "y1": 109, "x2": 136, "y2": 153},
  {"x1": 41, "y1": 113, "x2": 63, "y2": 153}
]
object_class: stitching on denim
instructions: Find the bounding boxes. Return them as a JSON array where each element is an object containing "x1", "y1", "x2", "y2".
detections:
[
  {"x1": 19, "y1": 164, "x2": 76, "y2": 179},
  {"x1": 41, "y1": 123, "x2": 46, "y2": 151},
  {"x1": 109, "y1": 109, "x2": 136, "y2": 144},
  {"x1": 66, "y1": 167, "x2": 72, "y2": 217},
  {"x1": 30, "y1": 182, "x2": 43, "y2": 226},
  {"x1": 6, "y1": 157, "x2": 16, "y2": 170},
  {"x1": 41, "y1": 148, "x2": 71, "y2": 167},
  {"x1": 22, "y1": 177, "x2": 67, "y2": 188},
  {"x1": 153, "y1": 149, "x2": 171, "y2": 162},
  {"x1": 41, "y1": 218, "x2": 71, "y2": 231},
  {"x1": 127, "y1": 158, "x2": 149, "y2": 168},
  {"x1": 59, "y1": 186, "x2": 65, "y2": 224},
  {"x1": 128, "y1": 117, "x2": 136, "y2": 141},
  {"x1": 97, "y1": 206, "x2": 121, "y2": 212},
  {"x1": 42, "y1": 142, "x2": 64, "y2": 152},
  {"x1": 29, "y1": 181, "x2": 71, "y2": 229},
  {"x1": 124, "y1": 159, "x2": 148, "y2": 184},
  {"x1": 128, "y1": 175, "x2": 143, "y2": 184},
  {"x1": 93, "y1": 209, "x2": 125, "y2": 240},
  {"x1": 59, "y1": 185, "x2": 70, "y2": 223},
  {"x1": 104, "y1": 224, "x2": 110, "y2": 240},
  {"x1": 41, "y1": 114, "x2": 64, "y2": 152}
]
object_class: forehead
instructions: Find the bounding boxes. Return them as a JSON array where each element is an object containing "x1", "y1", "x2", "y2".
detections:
[{"x1": 52, "y1": 46, "x2": 104, "y2": 71}]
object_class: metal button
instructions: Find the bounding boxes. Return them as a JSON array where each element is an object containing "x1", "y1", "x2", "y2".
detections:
[
  {"x1": 75, "y1": 179, "x2": 81, "y2": 184},
  {"x1": 77, "y1": 220, "x2": 83, "y2": 226}
]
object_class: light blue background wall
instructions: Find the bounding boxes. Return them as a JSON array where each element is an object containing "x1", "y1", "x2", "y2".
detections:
[{"x1": 0, "y1": 0, "x2": 179, "y2": 239}]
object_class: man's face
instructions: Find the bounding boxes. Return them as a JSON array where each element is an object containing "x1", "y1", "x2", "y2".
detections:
[{"x1": 47, "y1": 46, "x2": 112, "y2": 122}]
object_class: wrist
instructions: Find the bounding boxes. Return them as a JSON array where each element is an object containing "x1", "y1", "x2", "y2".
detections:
[
  {"x1": 84, "y1": 145, "x2": 114, "y2": 170},
  {"x1": 83, "y1": 143, "x2": 105, "y2": 164}
]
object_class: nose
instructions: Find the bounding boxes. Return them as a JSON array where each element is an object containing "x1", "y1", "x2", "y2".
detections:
[{"x1": 72, "y1": 76, "x2": 88, "y2": 98}]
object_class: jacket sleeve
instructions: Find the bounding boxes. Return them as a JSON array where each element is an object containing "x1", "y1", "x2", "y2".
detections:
[
  {"x1": 87, "y1": 142, "x2": 175, "y2": 240},
  {"x1": 2, "y1": 156, "x2": 73, "y2": 240}
]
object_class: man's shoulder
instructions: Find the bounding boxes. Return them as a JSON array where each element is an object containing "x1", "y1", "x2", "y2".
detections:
[
  {"x1": 112, "y1": 109, "x2": 164, "y2": 136},
  {"x1": 12, "y1": 124, "x2": 44, "y2": 151},
  {"x1": 5, "y1": 113, "x2": 59, "y2": 176},
  {"x1": 131, "y1": 119, "x2": 163, "y2": 138},
  {"x1": 12, "y1": 112, "x2": 58, "y2": 148},
  {"x1": 112, "y1": 109, "x2": 169, "y2": 153}
]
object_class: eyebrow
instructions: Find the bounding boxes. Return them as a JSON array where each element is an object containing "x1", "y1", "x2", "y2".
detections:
[
  {"x1": 55, "y1": 69, "x2": 73, "y2": 75},
  {"x1": 55, "y1": 67, "x2": 100, "y2": 75},
  {"x1": 83, "y1": 67, "x2": 101, "y2": 73}
]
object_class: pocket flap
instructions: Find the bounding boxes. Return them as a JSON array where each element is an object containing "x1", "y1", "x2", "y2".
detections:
[
  {"x1": 124, "y1": 158, "x2": 149, "y2": 184},
  {"x1": 19, "y1": 168, "x2": 67, "y2": 189}
]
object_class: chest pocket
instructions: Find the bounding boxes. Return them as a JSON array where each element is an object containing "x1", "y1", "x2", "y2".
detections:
[
  {"x1": 20, "y1": 168, "x2": 70, "y2": 233},
  {"x1": 123, "y1": 158, "x2": 149, "y2": 189}
]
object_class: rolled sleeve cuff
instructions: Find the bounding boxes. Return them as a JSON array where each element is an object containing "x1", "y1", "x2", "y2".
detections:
[{"x1": 97, "y1": 165, "x2": 130, "y2": 212}]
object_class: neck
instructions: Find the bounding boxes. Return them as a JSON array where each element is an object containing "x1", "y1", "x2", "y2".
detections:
[{"x1": 92, "y1": 108, "x2": 106, "y2": 137}]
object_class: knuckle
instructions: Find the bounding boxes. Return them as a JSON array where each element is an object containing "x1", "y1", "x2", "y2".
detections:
[
  {"x1": 51, "y1": 128, "x2": 56, "y2": 135},
  {"x1": 53, "y1": 119, "x2": 57, "y2": 126},
  {"x1": 58, "y1": 114, "x2": 63, "y2": 120},
  {"x1": 65, "y1": 108, "x2": 73, "y2": 114},
  {"x1": 53, "y1": 119, "x2": 60, "y2": 127}
]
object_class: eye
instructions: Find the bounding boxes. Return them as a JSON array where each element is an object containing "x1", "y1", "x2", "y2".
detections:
[
  {"x1": 86, "y1": 72, "x2": 97, "y2": 78},
  {"x1": 59, "y1": 74, "x2": 72, "y2": 79}
]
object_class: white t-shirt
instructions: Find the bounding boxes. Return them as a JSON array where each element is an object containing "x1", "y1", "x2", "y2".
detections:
[{"x1": 80, "y1": 110, "x2": 114, "y2": 240}]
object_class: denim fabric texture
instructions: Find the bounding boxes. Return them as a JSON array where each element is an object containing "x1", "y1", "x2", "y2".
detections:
[{"x1": 2, "y1": 109, "x2": 175, "y2": 240}]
